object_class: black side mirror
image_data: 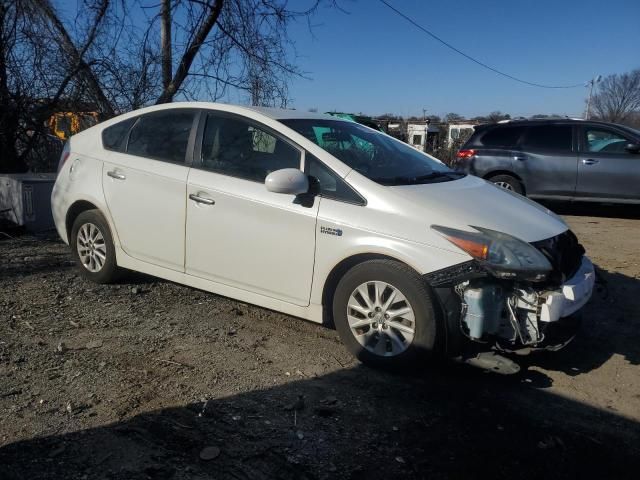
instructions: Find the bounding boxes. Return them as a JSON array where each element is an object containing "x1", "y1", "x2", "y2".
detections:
[{"x1": 625, "y1": 143, "x2": 640, "y2": 153}]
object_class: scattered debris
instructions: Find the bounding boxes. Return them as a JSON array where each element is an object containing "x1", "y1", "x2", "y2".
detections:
[
  {"x1": 56, "y1": 341, "x2": 67, "y2": 354},
  {"x1": 153, "y1": 358, "x2": 194, "y2": 369},
  {"x1": 284, "y1": 395, "x2": 305, "y2": 412},
  {"x1": 85, "y1": 340, "x2": 103, "y2": 349},
  {"x1": 199, "y1": 446, "x2": 220, "y2": 461},
  {"x1": 48, "y1": 444, "x2": 66, "y2": 458}
]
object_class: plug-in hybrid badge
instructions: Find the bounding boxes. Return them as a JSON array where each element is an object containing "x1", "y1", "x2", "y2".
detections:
[{"x1": 320, "y1": 226, "x2": 342, "y2": 237}]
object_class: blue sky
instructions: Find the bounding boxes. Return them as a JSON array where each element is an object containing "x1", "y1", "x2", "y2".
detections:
[{"x1": 285, "y1": 0, "x2": 640, "y2": 118}]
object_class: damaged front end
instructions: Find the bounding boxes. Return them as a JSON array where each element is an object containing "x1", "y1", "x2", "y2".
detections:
[{"x1": 427, "y1": 227, "x2": 594, "y2": 360}]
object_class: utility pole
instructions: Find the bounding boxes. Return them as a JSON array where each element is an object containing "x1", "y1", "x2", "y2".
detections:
[
  {"x1": 422, "y1": 109, "x2": 428, "y2": 152},
  {"x1": 585, "y1": 75, "x2": 602, "y2": 120}
]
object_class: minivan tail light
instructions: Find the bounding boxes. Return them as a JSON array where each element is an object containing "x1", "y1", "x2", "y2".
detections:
[{"x1": 456, "y1": 149, "x2": 476, "y2": 159}]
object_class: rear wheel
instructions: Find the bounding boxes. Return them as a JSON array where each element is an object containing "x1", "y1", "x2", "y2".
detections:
[
  {"x1": 70, "y1": 209, "x2": 121, "y2": 283},
  {"x1": 489, "y1": 174, "x2": 524, "y2": 195},
  {"x1": 332, "y1": 259, "x2": 439, "y2": 368}
]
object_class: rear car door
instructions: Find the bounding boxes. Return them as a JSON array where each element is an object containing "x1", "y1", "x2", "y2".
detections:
[
  {"x1": 185, "y1": 111, "x2": 319, "y2": 306},
  {"x1": 576, "y1": 125, "x2": 640, "y2": 201},
  {"x1": 102, "y1": 109, "x2": 197, "y2": 271},
  {"x1": 515, "y1": 124, "x2": 577, "y2": 198}
]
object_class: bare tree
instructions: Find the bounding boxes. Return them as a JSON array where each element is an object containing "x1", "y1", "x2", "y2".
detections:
[
  {"x1": 444, "y1": 112, "x2": 464, "y2": 123},
  {"x1": 487, "y1": 110, "x2": 510, "y2": 123},
  {"x1": 1, "y1": 0, "x2": 338, "y2": 173},
  {"x1": 591, "y1": 69, "x2": 640, "y2": 125}
]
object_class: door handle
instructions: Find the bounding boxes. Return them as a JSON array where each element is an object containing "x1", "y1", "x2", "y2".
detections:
[
  {"x1": 582, "y1": 159, "x2": 599, "y2": 166},
  {"x1": 107, "y1": 170, "x2": 126, "y2": 180},
  {"x1": 513, "y1": 155, "x2": 527, "y2": 161},
  {"x1": 189, "y1": 193, "x2": 215, "y2": 205}
]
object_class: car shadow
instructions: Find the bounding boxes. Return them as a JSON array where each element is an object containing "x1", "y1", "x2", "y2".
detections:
[
  {"x1": 539, "y1": 200, "x2": 640, "y2": 220},
  {"x1": 1, "y1": 361, "x2": 639, "y2": 480}
]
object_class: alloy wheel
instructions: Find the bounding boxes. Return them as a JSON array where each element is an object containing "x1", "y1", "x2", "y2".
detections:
[
  {"x1": 346, "y1": 281, "x2": 416, "y2": 357},
  {"x1": 77, "y1": 223, "x2": 107, "y2": 273},
  {"x1": 494, "y1": 181, "x2": 514, "y2": 191}
]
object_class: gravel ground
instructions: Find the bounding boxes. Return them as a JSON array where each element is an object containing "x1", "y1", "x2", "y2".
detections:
[{"x1": 1, "y1": 204, "x2": 639, "y2": 479}]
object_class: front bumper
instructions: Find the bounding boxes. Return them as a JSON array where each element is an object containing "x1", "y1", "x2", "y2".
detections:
[
  {"x1": 540, "y1": 256, "x2": 595, "y2": 323},
  {"x1": 511, "y1": 256, "x2": 594, "y2": 353}
]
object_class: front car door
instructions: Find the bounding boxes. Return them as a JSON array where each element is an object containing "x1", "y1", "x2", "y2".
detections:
[
  {"x1": 102, "y1": 108, "x2": 198, "y2": 271},
  {"x1": 576, "y1": 125, "x2": 640, "y2": 201},
  {"x1": 185, "y1": 110, "x2": 319, "y2": 306},
  {"x1": 514, "y1": 124, "x2": 578, "y2": 199}
]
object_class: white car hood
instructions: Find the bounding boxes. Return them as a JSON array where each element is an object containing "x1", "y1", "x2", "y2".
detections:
[{"x1": 390, "y1": 175, "x2": 568, "y2": 243}]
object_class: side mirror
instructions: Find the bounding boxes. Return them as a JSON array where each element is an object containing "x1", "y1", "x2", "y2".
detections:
[
  {"x1": 625, "y1": 143, "x2": 640, "y2": 153},
  {"x1": 265, "y1": 168, "x2": 309, "y2": 195}
]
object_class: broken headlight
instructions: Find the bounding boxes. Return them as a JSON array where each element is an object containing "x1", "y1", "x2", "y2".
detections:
[{"x1": 431, "y1": 225, "x2": 552, "y2": 282}]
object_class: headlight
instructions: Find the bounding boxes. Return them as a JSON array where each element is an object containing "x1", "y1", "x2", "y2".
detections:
[{"x1": 431, "y1": 225, "x2": 552, "y2": 282}]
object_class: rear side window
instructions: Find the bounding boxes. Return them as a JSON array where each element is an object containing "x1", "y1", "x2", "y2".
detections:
[
  {"x1": 478, "y1": 126, "x2": 525, "y2": 147},
  {"x1": 127, "y1": 110, "x2": 195, "y2": 163},
  {"x1": 521, "y1": 125, "x2": 573, "y2": 152},
  {"x1": 102, "y1": 118, "x2": 135, "y2": 152},
  {"x1": 305, "y1": 155, "x2": 364, "y2": 205}
]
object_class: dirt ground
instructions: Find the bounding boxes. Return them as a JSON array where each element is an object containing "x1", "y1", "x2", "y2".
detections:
[{"x1": 1, "y1": 203, "x2": 639, "y2": 479}]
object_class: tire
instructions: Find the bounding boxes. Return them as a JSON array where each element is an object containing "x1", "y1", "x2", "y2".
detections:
[
  {"x1": 489, "y1": 174, "x2": 524, "y2": 195},
  {"x1": 70, "y1": 209, "x2": 121, "y2": 284},
  {"x1": 332, "y1": 259, "x2": 439, "y2": 368}
]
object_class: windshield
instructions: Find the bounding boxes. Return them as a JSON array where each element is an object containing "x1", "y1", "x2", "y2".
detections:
[{"x1": 280, "y1": 119, "x2": 464, "y2": 186}]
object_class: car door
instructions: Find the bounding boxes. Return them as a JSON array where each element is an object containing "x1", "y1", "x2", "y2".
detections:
[
  {"x1": 514, "y1": 124, "x2": 577, "y2": 198},
  {"x1": 102, "y1": 109, "x2": 198, "y2": 271},
  {"x1": 576, "y1": 125, "x2": 640, "y2": 201},
  {"x1": 185, "y1": 110, "x2": 319, "y2": 306}
]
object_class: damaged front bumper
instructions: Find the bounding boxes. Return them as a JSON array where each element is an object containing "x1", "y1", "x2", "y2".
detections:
[{"x1": 428, "y1": 255, "x2": 595, "y2": 356}]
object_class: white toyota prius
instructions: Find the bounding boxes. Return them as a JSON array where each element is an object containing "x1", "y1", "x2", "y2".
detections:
[{"x1": 51, "y1": 103, "x2": 595, "y2": 368}]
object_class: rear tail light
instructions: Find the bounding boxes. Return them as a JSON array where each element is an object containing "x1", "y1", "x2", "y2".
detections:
[{"x1": 456, "y1": 149, "x2": 476, "y2": 159}]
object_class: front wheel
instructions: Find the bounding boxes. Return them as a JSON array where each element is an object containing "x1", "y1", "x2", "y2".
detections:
[{"x1": 332, "y1": 259, "x2": 439, "y2": 368}]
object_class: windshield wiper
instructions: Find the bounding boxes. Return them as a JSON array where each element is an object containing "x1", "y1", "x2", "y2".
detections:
[
  {"x1": 372, "y1": 171, "x2": 465, "y2": 186},
  {"x1": 412, "y1": 171, "x2": 465, "y2": 182}
]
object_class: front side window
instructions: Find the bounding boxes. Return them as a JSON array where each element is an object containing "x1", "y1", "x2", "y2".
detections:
[
  {"x1": 305, "y1": 155, "x2": 364, "y2": 205},
  {"x1": 200, "y1": 114, "x2": 301, "y2": 182},
  {"x1": 280, "y1": 119, "x2": 460, "y2": 186},
  {"x1": 584, "y1": 128, "x2": 629, "y2": 153},
  {"x1": 127, "y1": 110, "x2": 195, "y2": 163},
  {"x1": 521, "y1": 125, "x2": 572, "y2": 152}
]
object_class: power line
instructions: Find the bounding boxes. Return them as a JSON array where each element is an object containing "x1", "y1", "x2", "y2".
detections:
[{"x1": 379, "y1": 0, "x2": 584, "y2": 89}]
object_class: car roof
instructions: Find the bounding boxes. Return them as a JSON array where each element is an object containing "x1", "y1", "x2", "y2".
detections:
[
  {"x1": 474, "y1": 118, "x2": 633, "y2": 131},
  {"x1": 159, "y1": 102, "x2": 336, "y2": 121},
  {"x1": 244, "y1": 105, "x2": 336, "y2": 120}
]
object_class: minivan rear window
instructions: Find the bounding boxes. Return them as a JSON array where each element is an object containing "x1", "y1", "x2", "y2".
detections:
[{"x1": 477, "y1": 126, "x2": 525, "y2": 147}]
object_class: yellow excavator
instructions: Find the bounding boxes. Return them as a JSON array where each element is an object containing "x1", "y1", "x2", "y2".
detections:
[{"x1": 48, "y1": 111, "x2": 99, "y2": 140}]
